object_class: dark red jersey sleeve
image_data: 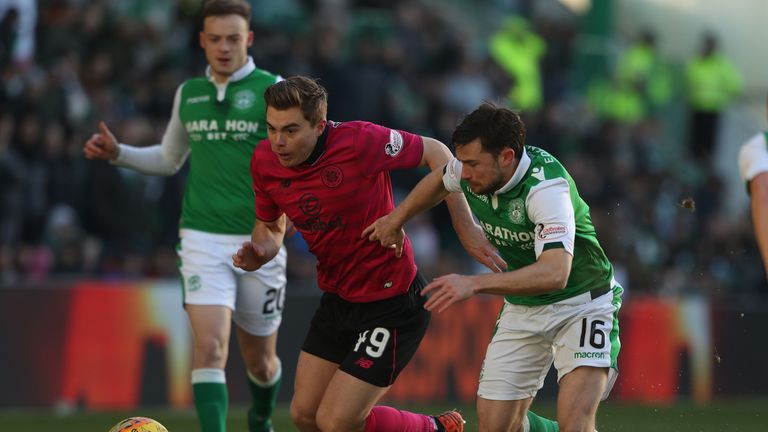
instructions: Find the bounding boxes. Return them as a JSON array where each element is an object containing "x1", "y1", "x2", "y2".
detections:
[{"x1": 351, "y1": 122, "x2": 424, "y2": 176}]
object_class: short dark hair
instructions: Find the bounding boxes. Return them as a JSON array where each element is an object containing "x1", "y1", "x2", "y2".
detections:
[
  {"x1": 452, "y1": 102, "x2": 526, "y2": 158},
  {"x1": 201, "y1": 0, "x2": 251, "y2": 22},
  {"x1": 264, "y1": 76, "x2": 328, "y2": 125}
]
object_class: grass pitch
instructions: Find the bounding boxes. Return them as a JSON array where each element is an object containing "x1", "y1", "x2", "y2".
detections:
[{"x1": 0, "y1": 399, "x2": 764, "y2": 431}]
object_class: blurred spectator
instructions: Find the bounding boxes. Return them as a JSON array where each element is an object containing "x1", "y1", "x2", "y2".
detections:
[
  {"x1": 488, "y1": 16, "x2": 545, "y2": 112},
  {"x1": 0, "y1": 0, "x2": 36, "y2": 69},
  {"x1": 616, "y1": 29, "x2": 673, "y2": 113},
  {"x1": 586, "y1": 75, "x2": 646, "y2": 124},
  {"x1": 685, "y1": 32, "x2": 742, "y2": 163}
]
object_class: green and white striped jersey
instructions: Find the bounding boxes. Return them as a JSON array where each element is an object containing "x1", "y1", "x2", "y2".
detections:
[
  {"x1": 443, "y1": 145, "x2": 614, "y2": 306},
  {"x1": 114, "y1": 58, "x2": 279, "y2": 234}
]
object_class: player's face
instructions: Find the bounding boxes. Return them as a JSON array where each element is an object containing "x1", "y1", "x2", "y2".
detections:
[
  {"x1": 456, "y1": 138, "x2": 511, "y2": 195},
  {"x1": 266, "y1": 106, "x2": 326, "y2": 167},
  {"x1": 199, "y1": 14, "x2": 253, "y2": 83}
]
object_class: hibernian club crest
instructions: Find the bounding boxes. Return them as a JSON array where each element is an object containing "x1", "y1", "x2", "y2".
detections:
[
  {"x1": 233, "y1": 89, "x2": 256, "y2": 110},
  {"x1": 508, "y1": 198, "x2": 525, "y2": 224}
]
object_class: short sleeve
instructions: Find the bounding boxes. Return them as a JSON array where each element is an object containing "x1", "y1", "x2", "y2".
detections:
[
  {"x1": 442, "y1": 158, "x2": 464, "y2": 192},
  {"x1": 526, "y1": 178, "x2": 576, "y2": 258},
  {"x1": 352, "y1": 122, "x2": 424, "y2": 175},
  {"x1": 251, "y1": 147, "x2": 282, "y2": 222},
  {"x1": 738, "y1": 133, "x2": 768, "y2": 183}
]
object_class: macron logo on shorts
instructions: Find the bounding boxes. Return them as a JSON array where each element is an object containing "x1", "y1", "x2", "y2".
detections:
[{"x1": 574, "y1": 352, "x2": 607, "y2": 359}]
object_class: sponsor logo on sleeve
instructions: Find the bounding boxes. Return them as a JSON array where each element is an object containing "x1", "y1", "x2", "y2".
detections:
[
  {"x1": 536, "y1": 223, "x2": 568, "y2": 241},
  {"x1": 447, "y1": 160, "x2": 457, "y2": 180},
  {"x1": 385, "y1": 129, "x2": 404, "y2": 157}
]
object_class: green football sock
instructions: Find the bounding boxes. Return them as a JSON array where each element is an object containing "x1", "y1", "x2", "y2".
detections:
[
  {"x1": 192, "y1": 368, "x2": 228, "y2": 432},
  {"x1": 526, "y1": 410, "x2": 559, "y2": 432},
  {"x1": 246, "y1": 359, "x2": 282, "y2": 432}
]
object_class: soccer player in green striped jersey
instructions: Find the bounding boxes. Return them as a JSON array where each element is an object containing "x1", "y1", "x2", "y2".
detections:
[
  {"x1": 364, "y1": 103, "x2": 622, "y2": 432},
  {"x1": 83, "y1": 1, "x2": 283, "y2": 431}
]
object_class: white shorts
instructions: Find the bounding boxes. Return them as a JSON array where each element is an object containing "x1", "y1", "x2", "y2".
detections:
[
  {"x1": 478, "y1": 283, "x2": 622, "y2": 401},
  {"x1": 178, "y1": 229, "x2": 287, "y2": 336}
]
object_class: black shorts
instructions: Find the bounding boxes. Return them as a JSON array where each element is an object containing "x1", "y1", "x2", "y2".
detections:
[{"x1": 301, "y1": 273, "x2": 431, "y2": 387}]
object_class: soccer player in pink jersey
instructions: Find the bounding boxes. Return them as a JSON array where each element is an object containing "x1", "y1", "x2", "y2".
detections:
[{"x1": 233, "y1": 76, "x2": 506, "y2": 432}]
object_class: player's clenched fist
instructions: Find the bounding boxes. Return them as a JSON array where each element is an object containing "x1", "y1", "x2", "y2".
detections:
[
  {"x1": 83, "y1": 121, "x2": 120, "y2": 160},
  {"x1": 232, "y1": 241, "x2": 270, "y2": 271},
  {"x1": 361, "y1": 214, "x2": 406, "y2": 258}
]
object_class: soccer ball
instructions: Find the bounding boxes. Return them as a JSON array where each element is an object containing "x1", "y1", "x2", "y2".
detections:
[{"x1": 108, "y1": 417, "x2": 168, "y2": 432}]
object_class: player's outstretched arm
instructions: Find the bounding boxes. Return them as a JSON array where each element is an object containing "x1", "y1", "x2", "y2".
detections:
[
  {"x1": 443, "y1": 189, "x2": 507, "y2": 273},
  {"x1": 362, "y1": 168, "x2": 449, "y2": 257},
  {"x1": 422, "y1": 248, "x2": 572, "y2": 312},
  {"x1": 422, "y1": 136, "x2": 507, "y2": 272},
  {"x1": 84, "y1": 88, "x2": 190, "y2": 175},
  {"x1": 750, "y1": 172, "x2": 768, "y2": 279},
  {"x1": 233, "y1": 214, "x2": 287, "y2": 271}
]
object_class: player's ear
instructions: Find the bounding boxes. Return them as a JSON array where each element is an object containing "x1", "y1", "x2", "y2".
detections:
[
  {"x1": 314, "y1": 119, "x2": 327, "y2": 135},
  {"x1": 199, "y1": 31, "x2": 206, "y2": 49},
  {"x1": 499, "y1": 147, "x2": 516, "y2": 166},
  {"x1": 247, "y1": 31, "x2": 254, "y2": 48}
]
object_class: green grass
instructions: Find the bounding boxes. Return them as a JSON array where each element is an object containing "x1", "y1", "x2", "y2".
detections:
[{"x1": 0, "y1": 399, "x2": 765, "y2": 431}]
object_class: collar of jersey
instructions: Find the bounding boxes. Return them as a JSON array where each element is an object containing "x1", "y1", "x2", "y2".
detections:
[
  {"x1": 492, "y1": 146, "x2": 531, "y2": 195},
  {"x1": 299, "y1": 123, "x2": 330, "y2": 166},
  {"x1": 206, "y1": 56, "x2": 256, "y2": 102}
]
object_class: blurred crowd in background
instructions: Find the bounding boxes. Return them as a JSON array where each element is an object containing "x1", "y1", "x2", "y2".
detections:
[{"x1": 0, "y1": 0, "x2": 765, "y2": 298}]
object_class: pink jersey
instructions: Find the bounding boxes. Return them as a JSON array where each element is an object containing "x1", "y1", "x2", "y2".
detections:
[{"x1": 251, "y1": 121, "x2": 424, "y2": 302}]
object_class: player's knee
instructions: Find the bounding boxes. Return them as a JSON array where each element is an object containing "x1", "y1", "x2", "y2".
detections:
[
  {"x1": 289, "y1": 400, "x2": 317, "y2": 430},
  {"x1": 245, "y1": 354, "x2": 278, "y2": 382},
  {"x1": 194, "y1": 335, "x2": 228, "y2": 366}
]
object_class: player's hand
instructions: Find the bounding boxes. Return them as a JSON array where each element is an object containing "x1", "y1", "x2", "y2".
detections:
[
  {"x1": 83, "y1": 121, "x2": 120, "y2": 160},
  {"x1": 361, "y1": 215, "x2": 406, "y2": 258},
  {"x1": 232, "y1": 241, "x2": 270, "y2": 271},
  {"x1": 456, "y1": 223, "x2": 507, "y2": 273},
  {"x1": 422, "y1": 274, "x2": 476, "y2": 312},
  {"x1": 285, "y1": 219, "x2": 297, "y2": 237}
]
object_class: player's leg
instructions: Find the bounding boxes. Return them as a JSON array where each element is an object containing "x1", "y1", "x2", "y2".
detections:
[
  {"x1": 316, "y1": 370, "x2": 407, "y2": 432},
  {"x1": 477, "y1": 302, "x2": 560, "y2": 432},
  {"x1": 179, "y1": 230, "x2": 242, "y2": 432},
  {"x1": 187, "y1": 304, "x2": 233, "y2": 432},
  {"x1": 316, "y1": 273, "x2": 461, "y2": 432},
  {"x1": 233, "y1": 247, "x2": 287, "y2": 432},
  {"x1": 290, "y1": 351, "x2": 343, "y2": 432},
  {"x1": 551, "y1": 284, "x2": 622, "y2": 432},
  {"x1": 476, "y1": 397, "x2": 559, "y2": 432},
  {"x1": 556, "y1": 367, "x2": 607, "y2": 431},
  {"x1": 236, "y1": 328, "x2": 280, "y2": 432},
  {"x1": 477, "y1": 398, "x2": 527, "y2": 432}
]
